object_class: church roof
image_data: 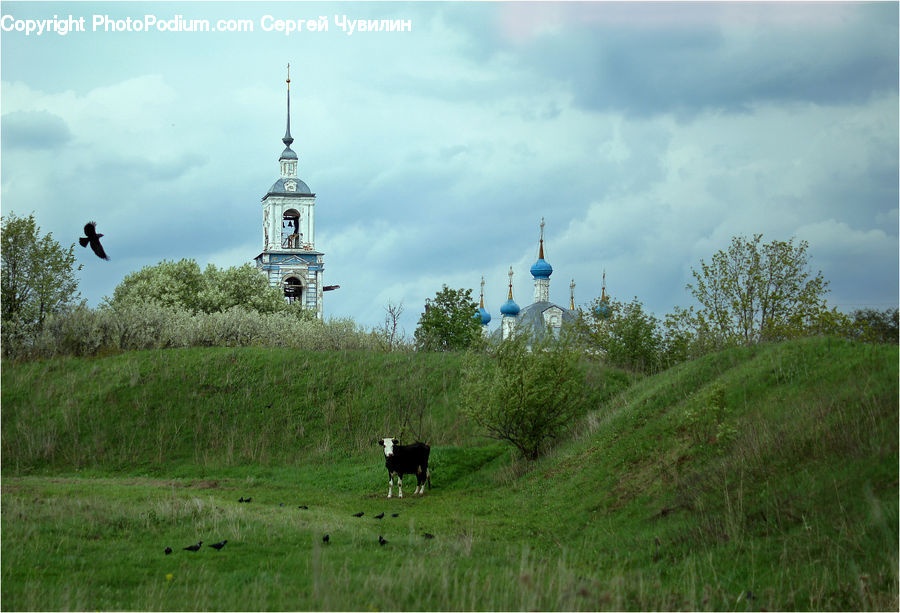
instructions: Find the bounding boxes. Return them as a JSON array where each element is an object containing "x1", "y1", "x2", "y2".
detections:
[
  {"x1": 490, "y1": 301, "x2": 577, "y2": 340},
  {"x1": 264, "y1": 178, "x2": 314, "y2": 197}
]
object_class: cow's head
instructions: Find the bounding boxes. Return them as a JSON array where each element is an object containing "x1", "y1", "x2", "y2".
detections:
[{"x1": 379, "y1": 438, "x2": 399, "y2": 457}]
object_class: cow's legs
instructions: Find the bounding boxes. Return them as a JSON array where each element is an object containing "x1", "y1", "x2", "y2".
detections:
[
  {"x1": 397, "y1": 477, "x2": 403, "y2": 498},
  {"x1": 387, "y1": 473, "x2": 394, "y2": 499},
  {"x1": 414, "y1": 466, "x2": 426, "y2": 495}
]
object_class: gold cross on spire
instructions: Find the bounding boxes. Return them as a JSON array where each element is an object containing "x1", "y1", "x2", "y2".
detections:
[
  {"x1": 538, "y1": 217, "x2": 546, "y2": 259},
  {"x1": 507, "y1": 266, "x2": 514, "y2": 300},
  {"x1": 569, "y1": 279, "x2": 576, "y2": 310},
  {"x1": 286, "y1": 62, "x2": 291, "y2": 87}
]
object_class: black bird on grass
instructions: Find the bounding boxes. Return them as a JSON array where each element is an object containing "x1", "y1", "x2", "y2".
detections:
[
  {"x1": 79, "y1": 222, "x2": 109, "y2": 260},
  {"x1": 183, "y1": 541, "x2": 202, "y2": 552},
  {"x1": 352, "y1": 511, "x2": 364, "y2": 517},
  {"x1": 374, "y1": 512, "x2": 384, "y2": 519},
  {"x1": 164, "y1": 546, "x2": 173, "y2": 555},
  {"x1": 391, "y1": 513, "x2": 400, "y2": 518},
  {"x1": 378, "y1": 535, "x2": 388, "y2": 546},
  {"x1": 298, "y1": 505, "x2": 308, "y2": 510},
  {"x1": 423, "y1": 533, "x2": 435, "y2": 539},
  {"x1": 209, "y1": 540, "x2": 228, "y2": 550},
  {"x1": 322, "y1": 534, "x2": 330, "y2": 544}
]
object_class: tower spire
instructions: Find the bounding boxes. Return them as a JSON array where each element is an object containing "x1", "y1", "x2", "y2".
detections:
[
  {"x1": 570, "y1": 278, "x2": 576, "y2": 310},
  {"x1": 507, "y1": 266, "x2": 514, "y2": 300},
  {"x1": 480, "y1": 275, "x2": 486, "y2": 309},
  {"x1": 538, "y1": 217, "x2": 545, "y2": 259},
  {"x1": 283, "y1": 63, "x2": 294, "y2": 148}
]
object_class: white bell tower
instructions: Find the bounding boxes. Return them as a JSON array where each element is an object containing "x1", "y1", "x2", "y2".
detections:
[{"x1": 254, "y1": 64, "x2": 325, "y2": 319}]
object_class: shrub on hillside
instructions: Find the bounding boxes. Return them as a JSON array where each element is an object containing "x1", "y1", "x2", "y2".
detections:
[
  {"x1": 461, "y1": 332, "x2": 585, "y2": 460},
  {"x1": 681, "y1": 381, "x2": 737, "y2": 452},
  {"x1": 3, "y1": 301, "x2": 381, "y2": 359}
]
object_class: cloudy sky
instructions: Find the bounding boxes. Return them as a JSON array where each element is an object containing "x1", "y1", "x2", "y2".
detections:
[{"x1": 2, "y1": 1, "x2": 897, "y2": 337}]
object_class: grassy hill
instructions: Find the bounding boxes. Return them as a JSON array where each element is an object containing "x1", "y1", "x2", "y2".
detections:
[{"x1": 1, "y1": 337, "x2": 897, "y2": 610}]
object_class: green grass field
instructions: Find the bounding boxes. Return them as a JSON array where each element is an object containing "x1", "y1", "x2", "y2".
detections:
[{"x1": 2, "y1": 337, "x2": 897, "y2": 610}]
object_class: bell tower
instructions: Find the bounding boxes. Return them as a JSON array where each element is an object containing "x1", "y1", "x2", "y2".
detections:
[{"x1": 254, "y1": 64, "x2": 325, "y2": 319}]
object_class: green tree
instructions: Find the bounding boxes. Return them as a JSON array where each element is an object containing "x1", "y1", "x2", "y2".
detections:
[
  {"x1": 847, "y1": 308, "x2": 899, "y2": 344},
  {"x1": 413, "y1": 285, "x2": 482, "y2": 351},
  {"x1": 661, "y1": 305, "x2": 727, "y2": 365},
  {"x1": 578, "y1": 296, "x2": 663, "y2": 373},
  {"x1": 197, "y1": 263, "x2": 296, "y2": 315},
  {"x1": 461, "y1": 332, "x2": 584, "y2": 460},
  {"x1": 686, "y1": 234, "x2": 832, "y2": 346},
  {"x1": 110, "y1": 259, "x2": 301, "y2": 316},
  {"x1": 1, "y1": 212, "x2": 82, "y2": 332},
  {"x1": 111, "y1": 258, "x2": 204, "y2": 312}
]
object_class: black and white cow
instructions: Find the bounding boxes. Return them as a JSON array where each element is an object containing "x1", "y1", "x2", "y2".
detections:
[{"x1": 378, "y1": 438, "x2": 431, "y2": 498}]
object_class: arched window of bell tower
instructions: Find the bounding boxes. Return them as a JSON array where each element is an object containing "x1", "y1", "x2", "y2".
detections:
[
  {"x1": 282, "y1": 209, "x2": 301, "y2": 248},
  {"x1": 283, "y1": 276, "x2": 303, "y2": 304}
]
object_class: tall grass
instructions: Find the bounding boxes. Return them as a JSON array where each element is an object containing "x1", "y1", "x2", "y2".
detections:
[{"x1": 1, "y1": 347, "x2": 484, "y2": 473}]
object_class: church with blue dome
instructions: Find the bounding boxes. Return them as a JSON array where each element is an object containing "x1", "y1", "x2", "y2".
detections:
[{"x1": 479, "y1": 219, "x2": 580, "y2": 342}]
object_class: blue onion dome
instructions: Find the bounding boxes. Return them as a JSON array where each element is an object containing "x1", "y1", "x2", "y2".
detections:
[
  {"x1": 530, "y1": 236, "x2": 553, "y2": 279},
  {"x1": 500, "y1": 298, "x2": 520, "y2": 316},
  {"x1": 530, "y1": 258, "x2": 553, "y2": 279},
  {"x1": 475, "y1": 307, "x2": 492, "y2": 325},
  {"x1": 594, "y1": 301, "x2": 611, "y2": 320}
]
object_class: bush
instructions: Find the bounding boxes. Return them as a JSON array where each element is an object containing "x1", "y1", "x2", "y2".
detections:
[
  {"x1": 2, "y1": 301, "x2": 382, "y2": 360},
  {"x1": 461, "y1": 332, "x2": 585, "y2": 460},
  {"x1": 681, "y1": 381, "x2": 736, "y2": 452}
]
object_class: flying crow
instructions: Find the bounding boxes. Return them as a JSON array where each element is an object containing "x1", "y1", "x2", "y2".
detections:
[
  {"x1": 183, "y1": 541, "x2": 202, "y2": 552},
  {"x1": 209, "y1": 540, "x2": 228, "y2": 550},
  {"x1": 79, "y1": 222, "x2": 109, "y2": 260}
]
